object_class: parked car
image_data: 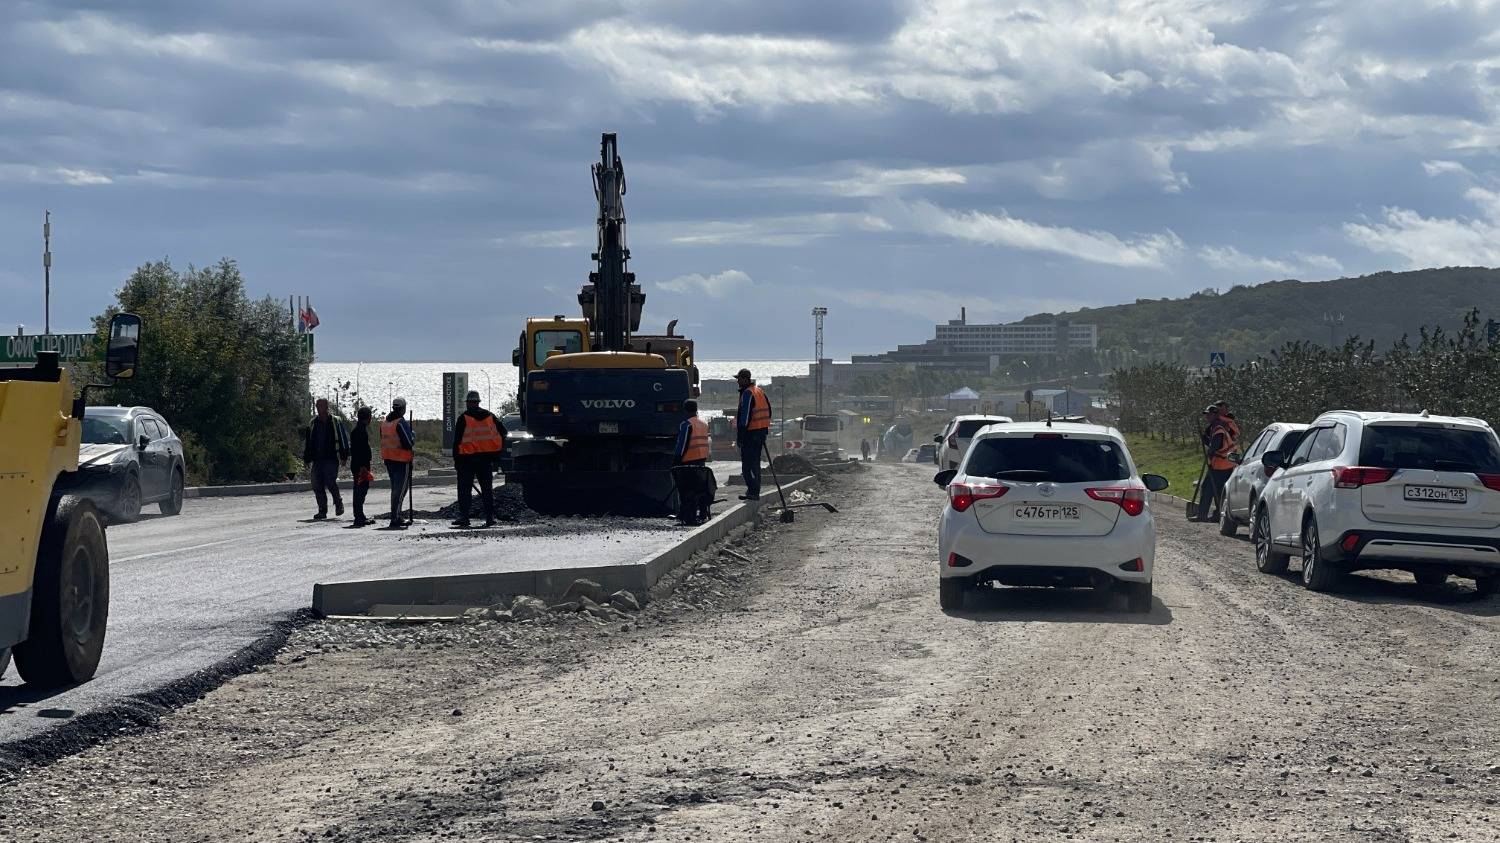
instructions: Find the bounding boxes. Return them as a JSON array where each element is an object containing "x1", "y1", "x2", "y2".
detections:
[
  {"x1": 903, "y1": 443, "x2": 939, "y2": 464},
  {"x1": 57, "y1": 406, "x2": 186, "y2": 522},
  {"x1": 1253, "y1": 411, "x2": 1500, "y2": 594},
  {"x1": 497, "y1": 412, "x2": 530, "y2": 473},
  {"x1": 1220, "y1": 422, "x2": 1310, "y2": 536},
  {"x1": 935, "y1": 414, "x2": 1014, "y2": 470},
  {"x1": 934, "y1": 422, "x2": 1168, "y2": 613}
]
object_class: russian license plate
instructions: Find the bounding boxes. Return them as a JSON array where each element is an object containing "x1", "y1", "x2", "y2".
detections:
[
  {"x1": 1014, "y1": 503, "x2": 1081, "y2": 520},
  {"x1": 598, "y1": 421, "x2": 619, "y2": 434},
  {"x1": 1404, "y1": 485, "x2": 1467, "y2": 503}
]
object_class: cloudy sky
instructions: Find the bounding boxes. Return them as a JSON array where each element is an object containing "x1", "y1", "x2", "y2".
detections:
[{"x1": 4, "y1": 0, "x2": 1500, "y2": 360}]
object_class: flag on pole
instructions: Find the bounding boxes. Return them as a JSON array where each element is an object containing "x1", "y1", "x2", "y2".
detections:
[{"x1": 301, "y1": 299, "x2": 321, "y2": 331}]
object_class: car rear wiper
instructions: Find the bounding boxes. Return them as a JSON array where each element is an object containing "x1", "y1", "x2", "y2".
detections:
[{"x1": 991, "y1": 469, "x2": 1052, "y2": 480}]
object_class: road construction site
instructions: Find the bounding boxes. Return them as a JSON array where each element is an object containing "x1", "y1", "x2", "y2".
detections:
[
  {"x1": 0, "y1": 461, "x2": 755, "y2": 751},
  {"x1": 4, "y1": 462, "x2": 1499, "y2": 842}
]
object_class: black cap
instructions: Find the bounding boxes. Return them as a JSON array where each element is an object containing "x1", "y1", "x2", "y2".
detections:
[
  {"x1": 465, "y1": 390, "x2": 481, "y2": 402},
  {"x1": 735, "y1": 368, "x2": 752, "y2": 379}
]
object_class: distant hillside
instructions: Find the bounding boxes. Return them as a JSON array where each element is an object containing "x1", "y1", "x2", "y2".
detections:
[{"x1": 1021, "y1": 267, "x2": 1500, "y2": 365}]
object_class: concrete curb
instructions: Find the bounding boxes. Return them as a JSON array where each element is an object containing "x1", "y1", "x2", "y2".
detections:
[
  {"x1": 310, "y1": 475, "x2": 818, "y2": 616},
  {"x1": 185, "y1": 473, "x2": 452, "y2": 499}
]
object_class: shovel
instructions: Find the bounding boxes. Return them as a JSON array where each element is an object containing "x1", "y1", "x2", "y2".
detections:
[{"x1": 762, "y1": 444, "x2": 839, "y2": 522}]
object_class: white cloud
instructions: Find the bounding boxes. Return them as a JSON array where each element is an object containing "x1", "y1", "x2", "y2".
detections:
[
  {"x1": 636, "y1": 213, "x2": 891, "y2": 247},
  {"x1": 657, "y1": 269, "x2": 754, "y2": 298},
  {"x1": 494, "y1": 228, "x2": 590, "y2": 248},
  {"x1": 0, "y1": 165, "x2": 113, "y2": 185},
  {"x1": 1200, "y1": 245, "x2": 1345, "y2": 277},
  {"x1": 885, "y1": 200, "x2": 1182, "y2": 268},
  {"x1": 822, "y1": 166, "x2": 967, "y2": 197},
  {"x1": 1422, "y1": 160, "x2": 1473, "y2": 178},
  {"x1": 1345, "y1": 186, "x2": 1500, "y2": 267}
]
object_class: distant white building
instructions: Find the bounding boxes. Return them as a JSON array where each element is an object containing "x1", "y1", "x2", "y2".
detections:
[{"x1": 852, "y1": 307, "x2": 1099, "y2": 371}]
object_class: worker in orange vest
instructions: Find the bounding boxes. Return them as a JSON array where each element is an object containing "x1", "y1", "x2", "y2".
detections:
[
  {"x1": 671, "y1": 399, "x2": 715, "y2": 525},
  {"x1": 450, "y1": 390, "x2": 506, "y2": 528},
  {"x1": 734, "y1": 368, "x2": 772, "y2": 500},
  {"x1": 1195, "y1": 402, "x2": 1241, "y2": 521},
  {"x1": 379, "y1": 397, "x2": 416, "y2": 530}
]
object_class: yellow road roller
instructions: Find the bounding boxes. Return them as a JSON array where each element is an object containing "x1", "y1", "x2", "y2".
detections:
[{"x1": 1, "y1": 313, "x2": 141, "y2": 687}]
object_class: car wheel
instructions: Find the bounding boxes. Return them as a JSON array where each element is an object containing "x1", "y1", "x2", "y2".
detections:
[
  {"x1": 1474, "y1": 575, "x2": 1498, "y2": 597},
  {"x1": 1219, "y1": 504, "x2": 1237, "y2": 537},
  {"x1": 939, "y1": 578, "x2": 965, "y2": 611},
  {"x1": 158, "y1": 468, "x2": 184, "y2": 516},
  {"x1": 1123, "y1": 581, "x2": 1152, "y2": 614},
  {"x1": 1300, "y1": 515, "x2": 1341, "y2": 592},
  {"x1": 1253, "y1": 507, "x2": 1290, "y2": 574},
  {"x1": 114, "y1": 471, "x2": 142, "y2": 523},
  {"x1": 13, "y1": 497, "x2": 110, "y2": 688},
  {"x1": 1414, "y1": 570, "x2": 1447, "y2": 588}
]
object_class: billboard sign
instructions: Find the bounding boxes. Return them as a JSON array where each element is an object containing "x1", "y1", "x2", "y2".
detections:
[
  {"x1": 0, "y1": 332, "x2": 102, "y2": 368},
  {"x1": 442, "y1": 372, "x2": 469, "y2": 450}
]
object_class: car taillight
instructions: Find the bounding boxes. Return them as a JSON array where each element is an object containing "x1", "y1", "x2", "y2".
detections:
[
  {"x1": 1478, "y1": 474, "x2": 1500, "y2": 492},
  {"x1": 950, "y1": 483, "x2": 1007, "y2": 512},
  {"x1": 1033, "y1": 433, "x2": 1063, "y2": 439},
  {"x1": 1331, "y1": 466, "x2": 1394, "y2": 488},
  {"x1": 1087, "y1": 487, "x2": 1147, "y2": 516}
]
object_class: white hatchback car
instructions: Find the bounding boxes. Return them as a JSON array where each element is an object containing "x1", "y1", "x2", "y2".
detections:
[
  {"x1": 935, "y1": 414, "x2": 1014, "y2": 470},
  {"x1": 934, "y1": 422, "x2": 1169, "y2": 613},
  {"x1": 1254, "y1": 411, "x2": 1500, "y2": 594}
]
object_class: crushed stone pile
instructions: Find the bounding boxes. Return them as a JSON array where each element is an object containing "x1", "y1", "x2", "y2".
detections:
[
  {"x1": 769, "y1": 453, "x2": 826, "y2": 477},
  {"x1": 431, "y1": 482, "x2": 539, "y2": 522}
]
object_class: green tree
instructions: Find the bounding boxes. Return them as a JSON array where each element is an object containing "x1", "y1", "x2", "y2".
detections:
[{"x1": 93, "y1": 258, "x2": 310, "y2": 484}]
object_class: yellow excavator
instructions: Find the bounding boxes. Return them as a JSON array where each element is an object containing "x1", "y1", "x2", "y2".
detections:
[{"x1": 0, "y1": 313, "x2": 141, "y2": 687}]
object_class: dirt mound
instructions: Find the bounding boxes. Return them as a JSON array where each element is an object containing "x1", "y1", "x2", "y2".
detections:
[
  {"x1": 769, "y1": 453, "x2": 826, "y2": 477},
  {"x1": 431, "y1": 483, "x2": 538, "y2": 522}
]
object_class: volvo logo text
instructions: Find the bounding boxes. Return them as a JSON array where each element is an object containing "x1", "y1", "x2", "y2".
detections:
[{"x1": 582, "y1": 399, "x2": 636, "y2": 409}]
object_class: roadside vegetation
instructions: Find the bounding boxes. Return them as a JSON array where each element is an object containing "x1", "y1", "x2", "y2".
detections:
[
  {"x1": 1111, "y1": 310, "x2": 1500, "y2": 444},
  {"x1": 91, "y1": 258, "x2": 309, "y2": 485},
  {"x1": 1123, "y1": 434, "x2": 1202, "y2": 498}
]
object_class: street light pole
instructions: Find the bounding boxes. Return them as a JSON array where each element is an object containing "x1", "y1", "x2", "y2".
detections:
[{"x1": 42, "y1": 211, "x2": 51, "y2": 335}]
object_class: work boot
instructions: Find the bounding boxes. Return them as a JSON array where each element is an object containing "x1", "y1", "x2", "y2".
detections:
[
  {"x1": 312, "y1": 512, "x2": 327, "y2": 521},
  {"x1": 451, "y1": 518, "x2": 471, "y2": 529},
  {"x1": 738, "y1": 494, "x2": 759, "y2": 501},
  {"x1": 335, "y1": 502, "x2": 344, "y2": 517},
  {"x1": 482, "y1": 518, "x2": 496, "y2": 528}
]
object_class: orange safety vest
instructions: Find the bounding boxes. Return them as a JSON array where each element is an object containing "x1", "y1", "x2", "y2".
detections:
[
  {"x1": 458, "y1": 413, "x2": 504, "y2": 456},
  {"x1": 380, "y1": 419, "x2": 413, "y2": 463},
  {"x1": 745, "y1": 385, "x2": 771, "y2": 431},
  {"x1": 681, "y1": 416, "x2": 710, "y2": 462},
  {"x1": 1209, "y1": 419, "x2": 1239, "y2": 471}
]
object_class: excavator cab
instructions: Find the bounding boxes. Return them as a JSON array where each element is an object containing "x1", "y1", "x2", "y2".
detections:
[{"x1": 1, "y1": 313, "x2": 142, "y2": 687}]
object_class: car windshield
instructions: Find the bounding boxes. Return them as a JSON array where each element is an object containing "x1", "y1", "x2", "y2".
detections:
[
  {"x1": 1358, "y1": 424, "x2": 1500, "y2": 473},
  {"x1": 965, "y1": 435, "x2": 1130, "y2": 483},
  {"x1": 82, "y1": 414, "x2": 131, "y2": 445},
  {"x1": 955, "y1": 419, "x2": 1004, "y2": 438}
]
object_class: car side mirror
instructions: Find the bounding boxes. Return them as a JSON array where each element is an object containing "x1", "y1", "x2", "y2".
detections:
[
  {"x1": 137, "y1": 434, "x2": 150, "y2": 451},
  {"x1": 933, "y1": 435, "x2": 942, "y2": 443},
  {"x1": 1262, "y1": 450, "x2": 1285, "y2": 469},
  {"x1": 934, "y1": 468, "x2": 957, "y2": 488},
  {"x1": 105, "y1": 312, "x2": 142, "y2": 380},
  {"x1": 1142, "y1": 473, "x2": 1169, "y2": 492},
  {"x1": 511, "y1": 347, "x2": 522, "y2": 367}
]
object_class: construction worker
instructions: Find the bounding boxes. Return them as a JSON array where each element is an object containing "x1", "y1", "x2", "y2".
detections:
[
  {"x1": 380, "y1": 397, "x2": 416, "y2": 530},
  {"x1": 302, "y1": 398, "x2": 349, "y2": 520},
  {"x1": 860, "y1": 438, "x2": 871, "y2": 461},
  {"x1": 450, "y1": 390, "x2": 505, "y2": 528},
  {"x1": 1195, "y1": 402, "x2": 1241, "y2": 521},
  {"x1": 348, "y1": 406, "x2": 374, "y2": 528},
  {"x1": 734, "y1": 368, "x2": 772, "y2": 501},
  {"x1": 671, "y1": 399, "x2": 715, "y2": 524}
]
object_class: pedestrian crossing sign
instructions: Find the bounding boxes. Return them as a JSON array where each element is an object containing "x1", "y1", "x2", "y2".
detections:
[{"x1": 1209, "y1": 351, "x2": 1227, "y2": 368}]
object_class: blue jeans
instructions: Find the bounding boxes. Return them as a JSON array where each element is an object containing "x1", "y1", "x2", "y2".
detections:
[{"x1": 739, "y1": 429, "x2": 768, "y2": 497}]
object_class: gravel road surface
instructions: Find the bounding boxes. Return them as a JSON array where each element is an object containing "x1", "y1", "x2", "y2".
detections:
[
  {"x1": 4, "y1": 463, "x2": 1499, "y2": 841},
  {"x1": 0, "y1": 467, "x2": 741, "y2": 748}
]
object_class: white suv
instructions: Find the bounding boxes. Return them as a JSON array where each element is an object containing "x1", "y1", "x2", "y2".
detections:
[
  {"x1": 1254, "y1": 411, "x2": 1500, "y2": 594},
  {"x1": 935, "y1": 414, "x2": 1013, "y2": 470},
  {"x1": 935, "y1": 422, "x2": 1168, "y2": 613}
]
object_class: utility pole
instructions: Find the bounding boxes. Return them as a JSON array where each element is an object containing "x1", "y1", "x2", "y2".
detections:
[
  {"x1": 812, "y1": 306, "x2": 827, "y2": 414},
  {"x1": 42, "y1": 211, "x2": 51, "y2": 335}
]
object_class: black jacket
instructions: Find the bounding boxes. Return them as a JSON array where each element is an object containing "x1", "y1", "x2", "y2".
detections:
[
  {"x1": 349, "y1": 422, "x2": 372, "y2": 472},
  {"x1": 303, "y1": 415, "x2": 350, "y2": 463},
  {"x1": 451, "y1": 408, "x2": 508, "y2": 462}
]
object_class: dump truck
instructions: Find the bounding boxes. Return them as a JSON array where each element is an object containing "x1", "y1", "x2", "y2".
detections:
[
  {"x1": 506, "y1": 133, "x2": 700, "y2": 514},
  {"x1": 1, "y1": 313, "x2": 141, "y2": 687}
]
